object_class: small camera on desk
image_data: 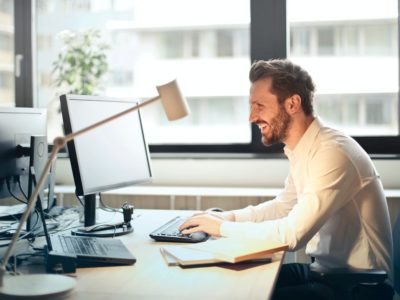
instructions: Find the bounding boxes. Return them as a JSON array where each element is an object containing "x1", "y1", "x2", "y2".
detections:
[{"x1": 122, "y1": 202, "x2": 134, "y2": 227}]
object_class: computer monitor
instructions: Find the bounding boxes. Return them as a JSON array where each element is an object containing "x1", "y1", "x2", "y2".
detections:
[
  {"x1": 0, "y1": 107, "x2": 48, "y2": 233},
  {"x1": 60, "y1": 94, "x2": 152, "y2": 236},
  {"x1": 0, "y1": 107, "x2": 47, "y2": 199}
]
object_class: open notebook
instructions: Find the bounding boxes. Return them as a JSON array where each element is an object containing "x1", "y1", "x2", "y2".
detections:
[
  {"x1": 160, "y1": 245, "x2": 273, "y2": 267},
  {"x1": 160, "y1": 237, "x2": 287, "y2": 267},
  {"x1": 184, "y1": 237, "x2": 288, "y2": 263}
]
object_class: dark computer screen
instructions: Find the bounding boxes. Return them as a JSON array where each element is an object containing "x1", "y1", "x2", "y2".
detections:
[
  {"x1": 0, "y1": 107, "x2": 47, "y2": 200},
  {"x1": 60, "y1": 94, "x2": 152, "y2": 227}
]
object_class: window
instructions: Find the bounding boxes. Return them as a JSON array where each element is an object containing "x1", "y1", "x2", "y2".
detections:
[
  {"x1": 217, "y1": 30, "x2": 234, "y2": 57},
  {"x1": 288, "y1": 0, "x2": 399, "y2": 141},
  {"x1": 0, "y1": 0, "x2": 14, "y2": 107},
  {"x1": 364, "y1": 24, "x2": 394, "y2": 55},
  {"x1": 35, "y1": 0, "x2": 251, "y2": 148},
  {"x1": 160, "y1": 32, "x2": 185, "y2": 59},
  {"x1": 290, "y1": 27, "x2": 311, "y2": 56},
  {"x1": 6, "y1": 0, "x2": 400, "y2": 155},
  {"x1": 317, "y1": 27, "x2": 335, "y2": 55},
  {"x1": 110, "y1": 70, "x2": 133, "y2": 86}
]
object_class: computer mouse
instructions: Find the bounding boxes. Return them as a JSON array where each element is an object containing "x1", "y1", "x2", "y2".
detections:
[
  {"x1": 207, "y1": 207, "x2": 224, "y2": 213},
  {"x1": 189, "y1": 231, "x2": 209, "y2": 242}
]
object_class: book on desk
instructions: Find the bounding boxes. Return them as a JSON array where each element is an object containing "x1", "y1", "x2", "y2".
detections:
[{"x1": 160, "y1": 237, "x2": 288, "y2": 267}]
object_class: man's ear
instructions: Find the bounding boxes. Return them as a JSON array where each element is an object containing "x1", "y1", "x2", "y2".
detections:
[{"x1": 286, "y1": 94, "x2": 302, "y2": 114}]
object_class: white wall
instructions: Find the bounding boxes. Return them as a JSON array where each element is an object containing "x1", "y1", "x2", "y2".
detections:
[{"x1": 55, "y1": 157, "x2": 400, "y2": 189}]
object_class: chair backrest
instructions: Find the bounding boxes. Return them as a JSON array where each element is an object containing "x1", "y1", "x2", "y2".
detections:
[{"x1": 392, "y1": 214, "x2": 400, "y2": 294}]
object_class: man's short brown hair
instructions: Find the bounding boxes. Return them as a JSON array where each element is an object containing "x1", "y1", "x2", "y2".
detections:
[{"x1": 249, "y1": 59, "x2": 315, "y2": 116}]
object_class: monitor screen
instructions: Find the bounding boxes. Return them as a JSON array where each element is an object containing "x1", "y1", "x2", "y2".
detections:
[
  {"x1": 60, "y1": 94, "x2": 152, "y2": 197},
  {"x1": 0, "y1": 107, "x2": 47, "y2": 200}
]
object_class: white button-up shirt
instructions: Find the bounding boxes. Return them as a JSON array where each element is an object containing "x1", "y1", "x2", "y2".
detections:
[{"x1": 221, "y1": 118, "x2": 393, "y2": 279}]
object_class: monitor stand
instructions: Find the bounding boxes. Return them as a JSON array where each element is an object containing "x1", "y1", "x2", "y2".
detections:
[{"x1": 71, "y1": 194, "x2": 133, "y2": 238}]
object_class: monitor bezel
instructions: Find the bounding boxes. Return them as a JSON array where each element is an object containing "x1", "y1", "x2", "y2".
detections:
[{"x1": 60, "y1": 94, "x2": 153, "y2": 196}]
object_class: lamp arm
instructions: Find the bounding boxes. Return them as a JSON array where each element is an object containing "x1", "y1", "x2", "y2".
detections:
[
  {"x1": 0, "y1": 94, "x2": 160, "y2": 285},
  {"x1": 65, "y1": 95, "x2": 160, "y2": 142}
]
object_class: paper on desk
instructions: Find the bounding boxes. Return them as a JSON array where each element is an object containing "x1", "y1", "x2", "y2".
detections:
[
  {"x1": 185, "y1": 237, "x2": 288, "y2": 263},
  {"x1": 160, "y1": 245, "x2": 222, "y2": 266},
  {"x1": 0, "y1": 204, "x2": 26, "y2": 217},
  {"x1": 160, "y1": 247, "x2": 180, "y2": 266}
]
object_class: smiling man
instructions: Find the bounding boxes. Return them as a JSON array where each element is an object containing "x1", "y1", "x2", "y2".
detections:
[{"x1": 180, "y1": 59, "x2": 393, "y2": 299}]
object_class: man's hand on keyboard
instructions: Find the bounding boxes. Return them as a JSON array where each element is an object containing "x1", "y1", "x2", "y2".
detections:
[{"x1": 179, "y1": 214, "x2": 224, "y2": 237}]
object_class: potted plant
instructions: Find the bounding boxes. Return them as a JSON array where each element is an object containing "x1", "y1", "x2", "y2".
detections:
[
  {"x1": 48, "y1": 29, "x2": 110, "y2": 140},
  {"x1": 52, "y1": 28, "x2": 109, "y2": 95}
]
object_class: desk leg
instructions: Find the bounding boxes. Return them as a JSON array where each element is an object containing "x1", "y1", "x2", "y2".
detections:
[
  {"x1": 195, "y1": 196, "x2": 201, "y2": 211},
  {"x1": 169, "y1": 195, "x2": 175, "y2": 210},
  {"x1": 56, "y1": 192, "x2": 64, "y2": 207}
]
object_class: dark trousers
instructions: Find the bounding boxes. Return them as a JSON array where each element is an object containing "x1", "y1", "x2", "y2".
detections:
[
  {"x1": 272, "y1": 263, "x2": 394, "y2": 300},
  {"x1": 272, "y1": 263, "x2": 334, "y2": 300}
]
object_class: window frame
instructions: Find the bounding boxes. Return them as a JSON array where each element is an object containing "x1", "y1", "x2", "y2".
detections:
[
  {"x1": 14, "y1": 0, "x2": 34, "y2": 108},
  {"x1": 15, "y1": 0, "x2": 400, "y2": 156}
]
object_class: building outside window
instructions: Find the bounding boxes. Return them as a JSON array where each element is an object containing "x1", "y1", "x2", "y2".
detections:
[
  {"x1": 288, "y1": 0, "x2": 398, "y2": 137},
  {"x1": 1, "y1": 0, "x2": 399, "y2": 154},
  {"x1": 0, "y1": 0, "x2": 14, "y2": 107},
  {"x1": 35, "y1": 0, "x2": 251, "y2": 145}
]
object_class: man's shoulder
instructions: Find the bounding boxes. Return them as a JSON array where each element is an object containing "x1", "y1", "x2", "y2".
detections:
[
  {"x1": 312, "y1": 126, "x2": 373, "y2": 169},
  {"x1": 316, "y1": 125, "x2": 359, "y2": 150}
]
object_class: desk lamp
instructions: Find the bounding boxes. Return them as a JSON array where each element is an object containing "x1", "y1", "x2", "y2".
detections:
[{"x1": 0, "y1": 79, "x2": 189, "y2": 299}]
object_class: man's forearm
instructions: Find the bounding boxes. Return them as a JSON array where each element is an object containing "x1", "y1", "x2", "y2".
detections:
[{"x1": 222, "y1": 211, "x2": 235, "y2": 222}]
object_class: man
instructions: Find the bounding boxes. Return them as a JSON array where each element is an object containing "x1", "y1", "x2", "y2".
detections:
[{"x1": 180, "y1": 59, "x2": 393, "y2": 299}]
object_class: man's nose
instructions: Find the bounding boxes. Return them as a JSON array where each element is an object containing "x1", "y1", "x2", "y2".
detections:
[{"x1": 249, "y1": 108, "x2": 257, "y2": 123}]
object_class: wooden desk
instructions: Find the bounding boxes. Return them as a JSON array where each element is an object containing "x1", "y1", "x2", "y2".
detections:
[{"x1": 66, "y1": 209, "x2": 284, "y2": 300}]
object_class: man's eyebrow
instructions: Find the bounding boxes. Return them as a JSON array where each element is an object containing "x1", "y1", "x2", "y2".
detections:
[{"x1": 250, "y1": 99, "x2": 262, "y2": 105}]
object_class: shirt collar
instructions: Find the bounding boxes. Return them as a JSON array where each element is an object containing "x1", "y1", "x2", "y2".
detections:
[{"x1": 284, "y1": 118, "x2": 323, "y2": 162}]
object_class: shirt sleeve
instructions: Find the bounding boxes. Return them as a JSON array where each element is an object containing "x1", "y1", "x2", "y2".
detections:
[
  {"x1": 233, "y1": 173, "x2": 298, "y2": 222},
  {"x1": 220, "y1": 147, "x2": 360, "y2": 250}
]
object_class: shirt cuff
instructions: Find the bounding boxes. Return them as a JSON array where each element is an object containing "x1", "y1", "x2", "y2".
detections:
[{"x1": 232, "y1": 206, "x2": 254, "y2": 222}]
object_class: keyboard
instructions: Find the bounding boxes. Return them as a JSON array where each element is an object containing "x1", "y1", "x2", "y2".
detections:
[
  {"x1": 150, "y1": 216, "x2": 209, "y2": 243},
  {"x1": 58, "y1": 235, "x2": 107, "y2": 256}
]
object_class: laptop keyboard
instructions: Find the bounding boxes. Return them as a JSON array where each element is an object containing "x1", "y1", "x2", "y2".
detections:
[
  {"x1": 58, "y1": 235, "x2": 107, "y2": 256},
  {"x1": 149, "y1": 216, "x2": 209, "y2": 243}
]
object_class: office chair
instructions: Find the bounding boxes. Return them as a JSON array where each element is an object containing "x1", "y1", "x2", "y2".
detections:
[
  {"x1": 310, "y1": 265, "x2": 392, "y2": 300},
  {"x1": 310, "y1": 214, "x2": 400, "y2": 300}
]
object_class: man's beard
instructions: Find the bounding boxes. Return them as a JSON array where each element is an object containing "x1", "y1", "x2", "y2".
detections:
[{"x1": 261, "y1": 106, "x2": 291, "y2": 146}]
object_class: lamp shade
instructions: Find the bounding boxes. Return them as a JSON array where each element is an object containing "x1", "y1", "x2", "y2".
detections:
[{"x1": 156, "y1": 79, "x2": 190, "y2": 121}]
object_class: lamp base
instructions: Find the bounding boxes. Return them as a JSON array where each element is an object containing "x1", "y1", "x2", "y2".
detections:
[{"x1": 0, "y1": 274, "x2": 76, "y2": 299}]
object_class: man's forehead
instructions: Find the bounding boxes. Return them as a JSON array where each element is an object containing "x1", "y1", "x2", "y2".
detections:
[
  {"x1": 249, "y1": 78, "x2": 273, "y2": 102},
  {"x1": 251, "y1": 77, "x2": 273, "y2": 91}
]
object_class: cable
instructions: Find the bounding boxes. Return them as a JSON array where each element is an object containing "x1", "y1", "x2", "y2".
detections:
[
  {"x1": 99, "y1": 193, "x2": 122, "y2": 213},
  {"x1": 13, "y1": 180, "x2": 44, "y2": 236},
  {"x1": 0, "y1": 230, "x2": 32, "y2": 248},
  {"x1": 16, "y1": 176, "x2": 28, "y2": 200},
  {"x1": 46, "y1": 207, "x2": 81, "y2": 234},
  {"x1": 6, "y1": 250, "x2": 46, "y2": 274},
  {"x1": 16, "y1": 176, "x2": 61, "y2": 235},
  {"x1": 74, "y1": 192, "x2": 84, "y2": 207},
  {"x1": 5, "y1": 176, "x2": 44, "y2": 233},
  {"x1": 6, "y1": 177, "x2": 27, "y2": 204}
]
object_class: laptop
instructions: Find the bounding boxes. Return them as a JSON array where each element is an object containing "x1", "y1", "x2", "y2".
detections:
[
  {"x1": 30, "y1": 168, "x2": 136, "y2": 272},
  {"x1": 47, "y1": 233, "x2": 136, "y2": 269}
]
